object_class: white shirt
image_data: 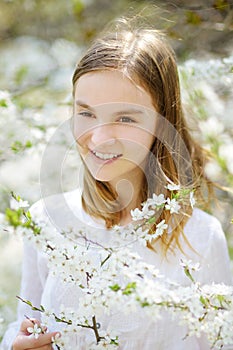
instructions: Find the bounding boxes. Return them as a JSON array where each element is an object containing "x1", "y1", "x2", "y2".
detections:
[{"x1": 1, "y1": 189, "x2": 232, "y2": 350}]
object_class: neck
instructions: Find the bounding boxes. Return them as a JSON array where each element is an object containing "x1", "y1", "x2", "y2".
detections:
[{"x1": 109, "y1": 168, "x2": 145, "y2": 226}]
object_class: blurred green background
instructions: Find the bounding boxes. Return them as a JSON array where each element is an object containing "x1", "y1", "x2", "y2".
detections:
[{"x1": 0, "y1": 0, "x2": 232, "y2": 55}]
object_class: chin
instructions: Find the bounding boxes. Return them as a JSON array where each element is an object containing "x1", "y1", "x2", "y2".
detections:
[
  {"x1": 91, "y1": 174, "x2": 116, "y2": 182},
  {"x1": 88, "y1": 168, "x2": 121, "y2": 183}
]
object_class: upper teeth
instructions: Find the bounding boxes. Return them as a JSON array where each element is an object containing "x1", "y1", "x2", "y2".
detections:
[{"x1": 93, "y1": 151, "x2": 120, "y2": 160}]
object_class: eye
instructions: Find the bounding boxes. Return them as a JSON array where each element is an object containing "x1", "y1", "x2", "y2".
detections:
[
  {"x1": 118, "y1": 116, "x2": 136, "y2": 123},
  {"x1": 77, "y1": 111, "x2": 95, "y2": 118}
]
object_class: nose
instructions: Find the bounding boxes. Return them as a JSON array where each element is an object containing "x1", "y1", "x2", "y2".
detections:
[{"x1": 90, "y1": 124, "x2": 116, "y2": 147}]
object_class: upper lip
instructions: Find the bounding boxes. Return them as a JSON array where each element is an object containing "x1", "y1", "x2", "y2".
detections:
[{"x1": 91, "y1": 150, "x2": 122, "y2": 160}]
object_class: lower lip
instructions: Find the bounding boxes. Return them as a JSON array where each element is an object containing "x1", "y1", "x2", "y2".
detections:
[{"x1": 90, "y1": 152, "x2": 122, "y2": 164}]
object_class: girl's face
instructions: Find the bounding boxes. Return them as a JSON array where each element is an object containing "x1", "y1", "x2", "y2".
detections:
[{"x1": 73, "y1": 70, "x2": 157, "y2": 184}]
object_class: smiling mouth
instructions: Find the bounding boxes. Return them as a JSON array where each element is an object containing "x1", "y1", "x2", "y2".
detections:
[{"x1": 91, "y1": 150, "x2": 122, "y2": 160}]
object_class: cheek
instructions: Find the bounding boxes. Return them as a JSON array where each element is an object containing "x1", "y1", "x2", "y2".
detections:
[
  {"x1": 122, "y1": 128, "x2": 155, "y2": 151},
  {"x1": 72, "y1": 118, "x2": 91, "y2": 146},
  {"x1": 121, "y1": 137, "x2": 154, "y2": 167}
]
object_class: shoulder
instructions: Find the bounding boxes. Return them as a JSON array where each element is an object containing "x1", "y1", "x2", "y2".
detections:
[
  {"x1": 29, "y1": 189, "x2": 96, "y2": 232},
  {"x1": 30, "y1": 189, "x2": 83, "y2": 226},
  {"x1": 30, "y1": 188, "x2": 82, "y2": 214},
  {"x1": 185, "y1": 207, "x2": 224, "y2": 242}
]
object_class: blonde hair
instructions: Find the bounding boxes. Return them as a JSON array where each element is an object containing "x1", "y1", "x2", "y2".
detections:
[{"x1": 72, "y1": 18, "x2": 213, "y2": 254}]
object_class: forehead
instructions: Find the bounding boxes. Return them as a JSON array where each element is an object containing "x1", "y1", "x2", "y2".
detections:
[{"x1": 74, "y1": 70, "x2": 154, "y2": 110}]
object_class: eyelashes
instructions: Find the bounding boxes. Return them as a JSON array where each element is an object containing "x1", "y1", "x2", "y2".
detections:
[
  {"x1": 76, "y1": 111, "x2": 137, "y2": 124},
  {"x1": 117, "y1": 116, "x2": 136, "y2": 123},
  {"x1": 77, "y1": 111, "x2": 95, "y2": 118}
]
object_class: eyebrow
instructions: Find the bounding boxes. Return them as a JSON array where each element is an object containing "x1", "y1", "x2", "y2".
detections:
[
  {"x1": 75, "y1": 100, "x2": 145, "y2": 115},
  {"x1": 75, "y1": 100, "x2": 95, "y2": 111}
]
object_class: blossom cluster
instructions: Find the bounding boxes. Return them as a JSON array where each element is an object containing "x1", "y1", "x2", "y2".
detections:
[
  {"x1": 179, "y1": 56, "x2": 233, "y2": 187},
  {"x1": 3, "y1": 192, "x2": 233, "y2": 349}
]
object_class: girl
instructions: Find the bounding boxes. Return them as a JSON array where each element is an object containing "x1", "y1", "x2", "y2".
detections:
[{"x1": 2, "y1": 18, "x2": 232, "y2": 350}]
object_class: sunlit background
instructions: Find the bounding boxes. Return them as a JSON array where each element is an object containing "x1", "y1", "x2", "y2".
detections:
[{"x1": 0, "y1": 0, "x2": 232, "y2": 341}]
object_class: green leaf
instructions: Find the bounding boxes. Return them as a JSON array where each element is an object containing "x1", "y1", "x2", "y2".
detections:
[
  {"x1": 171, "y1": 192, "x2": 179, "y2": 199},
  {"x1": 0, "y1": 99, "x2": 8, "y2": 107},
  {"x1": 11, "y1": 191, "x2": 21, "y2": 201},
  {"x1": 14, "y1": 65, "x2": 29, "y2": 85},
  {"x1": 122, "y1": 282, "x2": 136, "y2": 295},
  {"x1": 26, "y1": 299, "x2": 33, "y2": 307},
  {"x1": 25, "y1": 140, "x2": 33, "y2": 148},
  {"x1": 213, "y1": 0, "x2": 230, "y2": 10},
  {"x1": 54, "y1": 316, "x2": 64, "y2": 323},
  {"x1": 183, "y1": 267, "x2": 195, "y2": 283},
  {"x1": 141, "y1": 300, "x2": 150, "y2": 307},
  {"x1": 5, "y1": 208, "x2": 23, "y2": 227},
  {"x1": 109, "y1": 284, "x2": 121, "y2": 292},
  {"x1": 200, "y1": 295, "x2": 209, "y2": 307},
  {"x1": 25, "y1": 210, "x2": 31, "y2": 220},
  {"x1": 110, "y1": 336, "x2": 119, "y2": 345},
  {"x1": 72, "y1": 0, "x2": 84, "y2": 15},
  {"x1": 147, "y1": 216, "x2": 156, "y2": 224},
  {"x1": 11, "y1": 140, "x2": 24, "y2": 153},
  {"x1": 11, "y1": 140, "x2": 32, "y2": 153},
  {"x1": 180, "y1": 188, "x2": 191, "y2": 196},
  {"x1": 186, "y1": 11, "x2": 202, "y2": 25}
]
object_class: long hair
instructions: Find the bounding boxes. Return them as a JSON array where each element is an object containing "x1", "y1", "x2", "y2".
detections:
[{"x1": 72, "y1": 18, "x2": 213, "y2": 253}]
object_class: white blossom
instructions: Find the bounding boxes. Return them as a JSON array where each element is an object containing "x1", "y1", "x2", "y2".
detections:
[
  {"x1": 51, "y1": 332, "x2": 62, "y2": 346},
  {"x1": 155, "y1": 220, "x2": 168, "y2": 237},
  {"x1": 130, "y1": 206, "x2": 154, "y2": 221},
  {"x1": 10, "y1": 197, "x2": 29, "y2": 210},
  {"x1": 165, "y1": 198, "x2": 181, "y2": 214},
  {"x1": 204, "y1": 160, "x2": 222, "y2": 181},
  {"x1": 4, "y1": 188, "x2": 233, "y2": 349},
  {"x1": 146, "y1": 193, "x2": 166, "y2": 207},
  {"x1": 199, "y1": 117, "x2": 224, "y2": 139},
  {"x1": 180, "y1": 259, "x2": 201, "y2": 272},
  {"x1": 219, "y1": 143, "x2": 233, "y2": 174},
  {"x1": 166, "y1": 183, "x2": 181, "y2": 191},
  {"x1": 27, "y1": 323, "x2": 42, "y2": 339},
  {"x1": 130, "y1": 208, "x2": 144, "y2": 221}
]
